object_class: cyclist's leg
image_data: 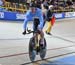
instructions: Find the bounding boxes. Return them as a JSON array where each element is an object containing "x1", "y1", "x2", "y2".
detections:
[
  {"x1": 33, "y1": 18, "x2": 44, "y2": 47},
  {"x1": 33, "y1": 18, "x2": 39, "y2": 31},
  {"x1": 38, "y1": 29, "x2": 45, "y2": 48},
  {"x1": 33, "y1": 18, "x2": 40, "y2": 37},
  {"x1": 33, "y1": 17, "x2": 44, "y2": 44}
]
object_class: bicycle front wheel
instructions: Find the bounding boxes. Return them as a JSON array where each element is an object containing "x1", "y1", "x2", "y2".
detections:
[{"x1": 29, "y1": 37, "x2": 36, "y2": 62}]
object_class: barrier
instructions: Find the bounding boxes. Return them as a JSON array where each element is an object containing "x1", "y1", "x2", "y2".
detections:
[
  {"x1": 65, "y1": 12, "x2": 75, "y2": 18},
  {"x1": 0, "y1": 11, "x2": 25, "y2": 21},
  {"x1": 54, "y1": 13, "x2": 65, "y2": 19},
  {"x1": 0, "y1": 12, "x2": 4, "y2": 18},
  {"x1": 0, "y1": 11, "x2": 75, "y2": 21}
]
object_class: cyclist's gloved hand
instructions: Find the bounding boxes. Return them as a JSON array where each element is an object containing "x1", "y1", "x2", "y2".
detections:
[{"x1": 22, "y1": 30, "x2": 26, "y2": 35}]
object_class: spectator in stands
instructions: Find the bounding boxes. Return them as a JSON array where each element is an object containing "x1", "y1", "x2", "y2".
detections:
[
  {"x1": 19, "y1": 4, "x2": 24, "y2": 13},
  {"x1": 0, "y1": 0, "x2": 3, "y2": 6},
  {"x1": 66, "y1": 0, "x2": 73, "y2": 8},
  {"x1": 0, "y1": 0, "x2": 6, "y2": 11},
  {"x1": 43, "y1": 0, "x2": 49, "y2": 9},
  {"x1": 31, "y1": 0, "x2": 42, "y2": 9},
  {"x1": 72, "y1": 0, "x2": 75, "y2": 2},
  {"x1": 66, "y1": 0, "x2": 73, "y2": 5},
  {"x1": 36, "y1": 0, "x2": 42, "y2": 9},
  {"x1": 26, "y1": 0, "x2": 31, "y2": 9},
  {"x1": 50, "y1": 0, "x2": 54, "y2": 5}
]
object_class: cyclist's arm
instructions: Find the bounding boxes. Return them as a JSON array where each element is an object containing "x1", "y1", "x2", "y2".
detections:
[{"x1": 23, "y1": 11, "x2": 32, "y2": 30}]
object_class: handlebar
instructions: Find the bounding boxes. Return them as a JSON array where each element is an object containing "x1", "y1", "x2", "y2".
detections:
[
  {"x1": 26, "y1": 28, "x2": 39, "y2": 34},
  {"x1": 26, "y1": 28, "x2": 34, "y2": 34}
]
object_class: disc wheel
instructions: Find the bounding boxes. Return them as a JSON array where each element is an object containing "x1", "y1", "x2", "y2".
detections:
[{"x1": 29, "y1": 38, "x2": 36, "y2": 62}]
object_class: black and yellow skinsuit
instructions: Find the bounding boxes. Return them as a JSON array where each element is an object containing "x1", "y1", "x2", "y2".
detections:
[
  {"x1": 43, "y1": 1, "x2": 53, "y2": 35},
  {"x1": 45, "y1": 8, "x2": 53, "y2": 34}
]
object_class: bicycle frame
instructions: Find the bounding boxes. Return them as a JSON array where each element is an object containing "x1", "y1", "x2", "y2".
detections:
[
  {"x1": 26, "y1": 29, "x2": 41, "y2": 50},
  {"x1": 33, "y1": 31, "x2": 41, "y2": 53}
]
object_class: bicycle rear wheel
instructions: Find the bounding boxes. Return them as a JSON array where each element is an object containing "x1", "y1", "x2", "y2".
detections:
[
  {"x1": 29, "y1": 38, "x2": 36, "y2": 62},
  {"x1": 39, "y1": 38, "x2": 47, "y2": 60}
]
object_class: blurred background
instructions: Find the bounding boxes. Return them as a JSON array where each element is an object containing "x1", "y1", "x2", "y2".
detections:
[{"x1": 0, "y1": 0, "x2": 75, "y2": 13}]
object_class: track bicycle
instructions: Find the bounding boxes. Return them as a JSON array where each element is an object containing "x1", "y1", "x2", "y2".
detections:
[{"x1": 26, "y1": 18, "x2": 47, "y2": 62}]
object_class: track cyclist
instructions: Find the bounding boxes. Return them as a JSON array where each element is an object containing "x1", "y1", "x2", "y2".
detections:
[{"x1": 22, "y1": 2, "x2": 45, "y2": 48}]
